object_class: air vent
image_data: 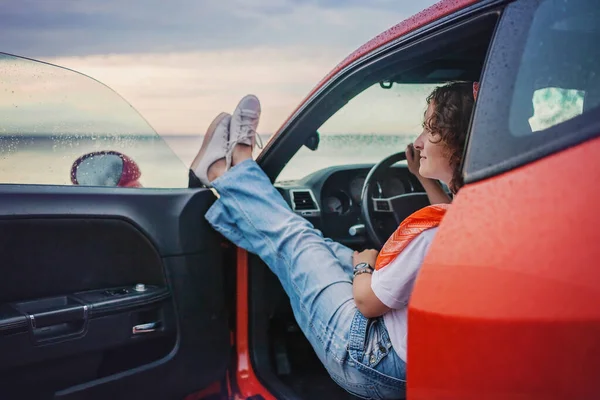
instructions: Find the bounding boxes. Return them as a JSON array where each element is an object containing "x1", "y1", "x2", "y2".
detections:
[{"x1": 290, "y1": 190, "x2": 319, "y2": 213}]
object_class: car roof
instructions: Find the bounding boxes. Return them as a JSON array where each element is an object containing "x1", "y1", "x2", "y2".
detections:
[
  {"x1": 320, "y1": 0, "x2": 480, "y2": 89},
  {"x1": 274, "y1": 0, "x2": 480, "y2": 135},
  {"x1": 269, "y1": 0, "x2": 482, "y2": 141}
]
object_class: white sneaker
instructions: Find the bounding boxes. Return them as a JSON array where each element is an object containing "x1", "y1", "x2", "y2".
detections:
[
  {"x1": 190, "y1": 112, "x2": 231, "y2": 187},
  {"x1": 226, "y1": 94, "x2": 263, "y2": 167}
]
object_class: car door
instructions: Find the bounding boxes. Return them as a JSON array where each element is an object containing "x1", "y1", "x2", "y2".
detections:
[
  {"x1": 0, "y1": 53, "x2": 230, "y2": 399},
  {"x1": 409, "y1": 0, "x2": 600, "y2": 398}
]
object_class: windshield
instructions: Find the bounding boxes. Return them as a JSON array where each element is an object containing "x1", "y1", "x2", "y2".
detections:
[
  {"x1": 277, "y1": 135, "x2": 414, "y2": 183},
  {"x1": 0, "y1": 53, "x2": 188, "y2": 188},
  {"x1": 276, "y1": 83, "x2": 438, "y2": 183}
]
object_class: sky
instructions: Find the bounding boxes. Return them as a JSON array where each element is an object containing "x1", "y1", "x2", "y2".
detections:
[{"x1": 0, "y1": 0, "x2": 439, "y2": 135}]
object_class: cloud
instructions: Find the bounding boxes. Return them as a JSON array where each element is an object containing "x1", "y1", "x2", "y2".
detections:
[
  {"x1": 43, "y1": 46, "x2": 344, "y2": 134},
  {"x1": 1, "y1": 0, "x2": 429, "y2": 57},
  {"x1": 1, "y1": 0, "x2": 439, "y2": 135}
]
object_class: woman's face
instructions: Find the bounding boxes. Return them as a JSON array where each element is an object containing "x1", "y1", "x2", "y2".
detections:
[{"x1": 413, "y1": 102, "x2": 453, "y2": 185}]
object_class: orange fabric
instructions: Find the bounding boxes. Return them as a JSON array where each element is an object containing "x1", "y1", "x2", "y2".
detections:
[{"x1": 375, "y1": 204, "x2": 449, "y2": 271}]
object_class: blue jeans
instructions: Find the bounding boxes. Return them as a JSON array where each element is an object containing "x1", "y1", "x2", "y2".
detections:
[{"x1": 205, "y1": 160, "x2": 406, "y2": 399}]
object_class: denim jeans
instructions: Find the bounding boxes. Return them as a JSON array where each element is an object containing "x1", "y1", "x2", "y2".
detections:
[{"x1": 205, "y1": 160, "x2": 406, "y2": 399}]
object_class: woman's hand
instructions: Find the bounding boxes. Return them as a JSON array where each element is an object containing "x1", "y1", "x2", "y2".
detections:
[
  {"x1": 406, "y1": 143, "x2": 423, "y2": 179},
  {"x1": 353, "y1": 249, "x2": 379, "y2": 267},
  {"x1": 352, "y1": 249, "x2": 390, "y2": 318}
]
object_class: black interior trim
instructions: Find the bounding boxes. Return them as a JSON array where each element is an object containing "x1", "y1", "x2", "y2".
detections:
[
  {"x1": 0, "y1": 185, "x2": 215, "y2": 257},
  {"x1": 56, "y1": 254, "x2": 231, "y2": 400},
  {"x1": 0, "y1": 187, "x2": 230, "y2": 399},
  {"x1": 248, "y1": 254, "x2": 303, "y2": 400},
  {"x1": 78, "y1": 286, "x2": 170, "y2": 317},
  {"x1": 0, "y1": 286, "x2": 170, "y2": 336},
  {"x1": 0, "y1": 305, "x2": 28, "y2": 335}
]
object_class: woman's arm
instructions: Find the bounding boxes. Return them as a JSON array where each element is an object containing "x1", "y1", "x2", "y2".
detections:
[
  {"x1": 419, "y1": 177, "x2": 452, "y2": 205},
  {"x1": 353, "y1": 273, "x2": 390, "y2": 318},
  {"x1": 352, "y1": 249, "x2": 390, "y2": 318},
  {"x1": 406, "y1": 144, "x2": 451, "y2": 205}
]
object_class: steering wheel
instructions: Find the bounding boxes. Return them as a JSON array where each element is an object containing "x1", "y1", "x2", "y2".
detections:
[{"x1": 360, "y1": 151, "x2": 430, "y2": 249}]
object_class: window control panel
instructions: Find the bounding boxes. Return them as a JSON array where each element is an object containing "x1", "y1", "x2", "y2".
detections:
[
  {"x1": 102, "y1": 284, "x2": 147, "y2": 297},
  {"x1": 103, "y1": 288, "x2": 130, "y2": 296}
]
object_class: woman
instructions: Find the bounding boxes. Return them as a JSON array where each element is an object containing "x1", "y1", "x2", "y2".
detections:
[{"x1": 191, "y1": 81, "x2": 476, "y2": 399}]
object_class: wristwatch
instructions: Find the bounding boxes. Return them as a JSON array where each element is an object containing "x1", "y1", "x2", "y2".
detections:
[{"x1": 353, "y1": 262, "x2": 374, "y2": 277}]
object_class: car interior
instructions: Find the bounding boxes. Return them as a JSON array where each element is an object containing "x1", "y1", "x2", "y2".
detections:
[
  {"x1": 244, "y1": 9, "x2": 502, "y2": 400},
  {"x1": 0, "y1": 189, "x2": 232, "y2": 399}
]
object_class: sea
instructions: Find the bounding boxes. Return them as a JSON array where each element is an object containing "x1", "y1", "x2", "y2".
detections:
[{"x1": 0, "y1": 133, "x2": 416, "y2": 188}]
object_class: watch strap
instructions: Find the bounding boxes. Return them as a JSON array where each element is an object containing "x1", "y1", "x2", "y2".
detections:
[{"x1": 353, "y1": 262, "x2": 374, "y2": 277}]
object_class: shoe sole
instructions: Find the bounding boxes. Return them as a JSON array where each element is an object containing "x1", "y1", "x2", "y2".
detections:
[{"x1": 190, "y1": 112, "x2": 229, "y2": 173}]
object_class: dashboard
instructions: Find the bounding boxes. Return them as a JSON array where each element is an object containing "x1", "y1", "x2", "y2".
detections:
[
  {"x1": 276, "y1": 164, "x2": 425, "y2": 247},
  {"x1": 322, "y1": 170, "x2": 411, "y2": 216}
]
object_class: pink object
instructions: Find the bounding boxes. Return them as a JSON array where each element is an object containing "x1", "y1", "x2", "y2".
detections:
[{"x1": 70, "y1": 150, "x2": 142, "y2": 188}]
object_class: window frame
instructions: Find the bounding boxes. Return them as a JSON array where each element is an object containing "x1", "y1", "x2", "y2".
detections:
[{"x1": 464, "y1": 0, "x2": 600, "y2": 184}]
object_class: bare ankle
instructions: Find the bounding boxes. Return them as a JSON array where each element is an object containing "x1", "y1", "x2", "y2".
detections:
[
  {"x1": 232, "y1": 144, "x2": 253, "y2": 166},
  {"x1": 207, "y1": 159, "x2": 227, "y2": 182}
]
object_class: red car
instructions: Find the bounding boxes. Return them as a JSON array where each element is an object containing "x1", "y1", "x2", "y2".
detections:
[{"x1": 0, "y1": 0, "x2": 598, "y2": 399}]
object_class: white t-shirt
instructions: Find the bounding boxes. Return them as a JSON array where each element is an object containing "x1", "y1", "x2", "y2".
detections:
[{"x1": 371, "y1": 227, "x2": 438, "y2": 362}]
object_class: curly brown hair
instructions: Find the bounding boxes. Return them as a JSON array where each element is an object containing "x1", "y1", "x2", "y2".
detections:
[{"x1": 423, "y1": 81, "x2": 476, "y2": 193}]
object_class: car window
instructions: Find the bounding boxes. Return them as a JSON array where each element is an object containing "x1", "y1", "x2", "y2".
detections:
[
  {"x1": 509, "y1": 0, "x2": 600, "y2": 137},
  {"x1": 0, "y1": 53, "x2": 188, "y2": 188},
  {"x1": 465, "y1": 0, "x2": 600, "y2": 179},
  {"x1": 276, "y1": 83, "x2": 439, "y2": 182}
]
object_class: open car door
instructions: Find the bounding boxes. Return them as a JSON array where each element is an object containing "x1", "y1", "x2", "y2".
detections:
[{"x1": 0, "y1": 54, "x2": 230, "y2": 399}]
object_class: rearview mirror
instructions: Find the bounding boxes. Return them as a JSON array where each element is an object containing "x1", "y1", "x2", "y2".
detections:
[
  {"x1": 70, "y1": 151, "x2": 141, "y2": 187},
  {"x1": 304, "y1": 131, "x2": 320, "y2": 151}
]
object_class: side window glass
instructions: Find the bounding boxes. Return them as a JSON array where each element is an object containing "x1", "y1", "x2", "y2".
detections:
[
  {"x1": 0, "y1": 54, "x2": 188, "y2": 188},
  {"x1": 465, "y1": 0, "x2": 600, "y2": 178},
  {"x1": 509, "y1": 0, "x2": 600, "y2": 137},
  {"x1": 276, "y1": 83, "x2": 438, "y2": 182}
]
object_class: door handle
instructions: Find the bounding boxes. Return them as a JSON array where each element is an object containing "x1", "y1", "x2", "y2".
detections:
[{"x1": 132, "y1": 322, "x2": 160, "y2": 335}]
